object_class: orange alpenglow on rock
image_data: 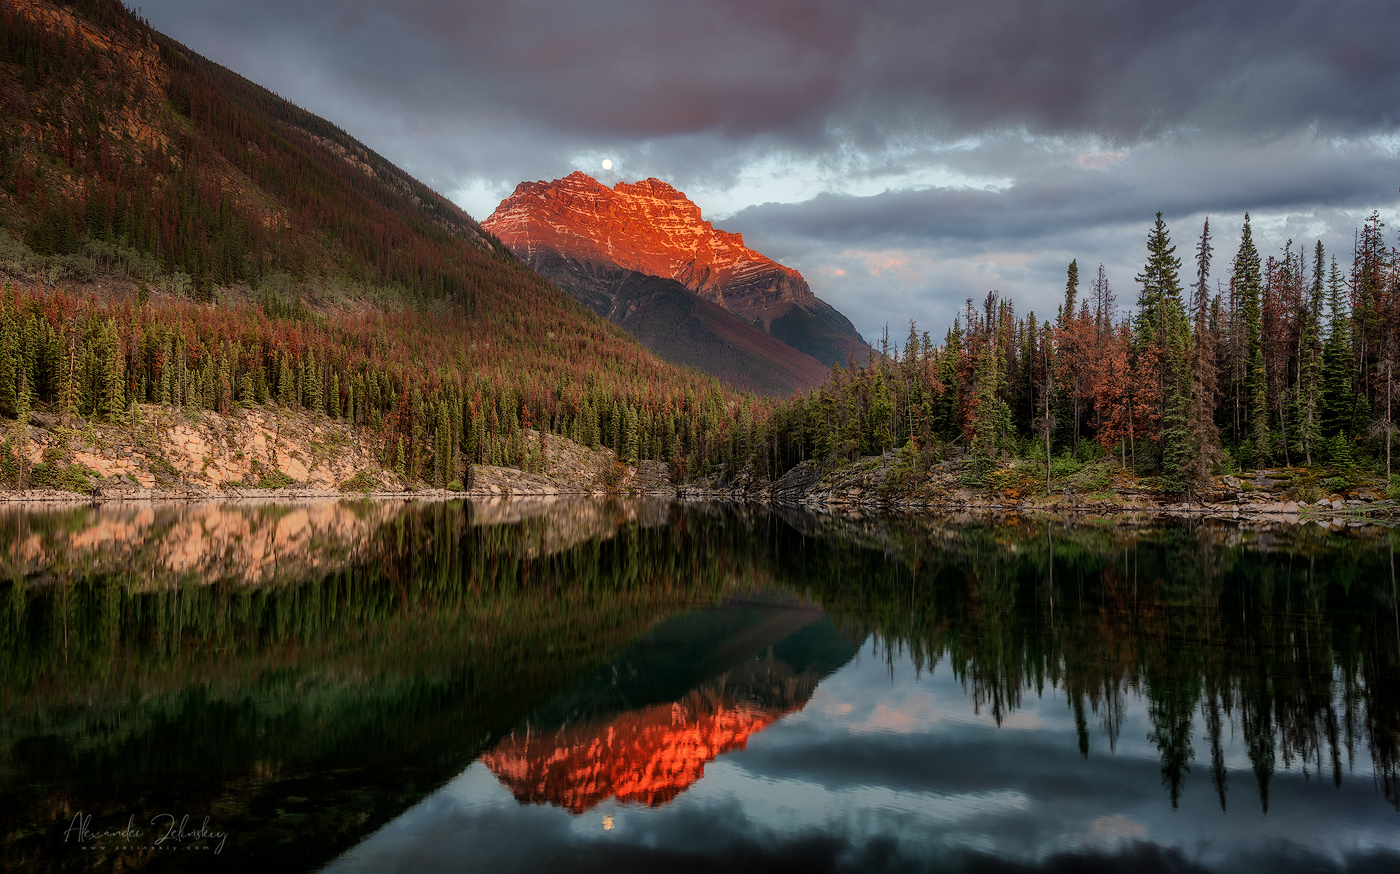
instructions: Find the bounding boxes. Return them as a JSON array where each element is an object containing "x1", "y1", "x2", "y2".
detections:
[
  {"x1": 484, "y1": 171, "x2": 812, "y2": 316},
  {"x1": 481, "y1": 685, "x2": 805, "y2": 814}
]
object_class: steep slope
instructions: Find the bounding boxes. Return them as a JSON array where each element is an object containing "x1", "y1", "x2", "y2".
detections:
[
  {"x1": 483, "y1": 172, "x2": 867, "y2": 376},
  {"x1": 0, "y1": 0, "x2": 510, "y2": 296},
  {"x1": 530, "y1": 251, "x2": 829, "y2": 396},
  {"x1": 0, "y1": 0, "x2": 770, "y2": 489}
]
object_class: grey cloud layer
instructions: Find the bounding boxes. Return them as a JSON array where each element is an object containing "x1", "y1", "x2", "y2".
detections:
[
  {"x1": 728, "y1": 136, "x2": 1400, "y2": 244},
  {"x1": 142, "y1": 0, "x2": 1400, "y2": 172}
]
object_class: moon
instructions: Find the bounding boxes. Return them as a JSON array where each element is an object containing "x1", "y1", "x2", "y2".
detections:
[{"x1": 601, "y1": 159, "x2": 613, "y2": 171}]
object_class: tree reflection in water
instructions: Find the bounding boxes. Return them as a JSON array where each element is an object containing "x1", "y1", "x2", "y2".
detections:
[{"x1": 0, "y1": 500, "x2": 1397, "y2": 872}]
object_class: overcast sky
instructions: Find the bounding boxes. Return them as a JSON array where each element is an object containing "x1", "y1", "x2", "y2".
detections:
[{"x1": 137, "y1": 0, "x2": 1400, "y2": 344}]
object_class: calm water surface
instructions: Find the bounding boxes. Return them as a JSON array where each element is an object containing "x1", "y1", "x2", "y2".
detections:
[{"x1": 2, "y1": 499, "x2": 1397, "y2": 872}]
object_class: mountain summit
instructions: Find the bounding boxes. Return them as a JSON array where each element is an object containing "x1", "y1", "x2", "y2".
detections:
[
  {"x1": 484, "y1": 173, "x2": 866, "y2": 395},
  {"x1": 486, "y1": 172, "x2": 809, "y2": 314}
]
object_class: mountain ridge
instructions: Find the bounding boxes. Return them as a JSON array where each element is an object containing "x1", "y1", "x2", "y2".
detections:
[{"x1": 483, "y1": 172, "x2": 867, "y2": 391}]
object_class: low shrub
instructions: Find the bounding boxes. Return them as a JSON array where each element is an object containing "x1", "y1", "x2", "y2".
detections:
[
  {"x1": 1050, "y1": 454, "x2": 1082, "y2": 479},
  {"x1": 256, "y1": 471, "x2": 295, "y2": 490},
  {"x1": 29, "y1": 462, "x2": 94, "y2": 493},
  {"x1": 339, "y1": 470, "x2": 380, "y2": 493}
]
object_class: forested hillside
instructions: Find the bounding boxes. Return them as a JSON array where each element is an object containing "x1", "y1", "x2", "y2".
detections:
[{"x1": 0, "y1": 0, "x2": 766, "y2": 488}]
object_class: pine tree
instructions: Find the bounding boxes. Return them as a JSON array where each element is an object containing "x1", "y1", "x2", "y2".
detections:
[
  {"x1": 1351, "y1": 212, "x2": 1387, "y2": 408},
  {"x1": 624, "y1": 403, "x2": 640, "y2": 465},
  {"x1": 159, "y1": 338, "x2": 173, "y2": 405},
  {"x1": 239, "y1": 371, "x2": 254, "y2": 407},
  {"x1": 1038, "y1": 322, "x2": 1055, "y2": 491},
  {"x1": 1134, "y1": 213, "x2": 1189, "y2": 479},
  {"x1": 217, "y1": 347, "x2": 232, "y2": 413},
  {"x1": 868, "y1": 368, "x2": 894, "y2": 452},
  {"x1": 0, "y1": 310, "x2": 16, "y2": 420},
  {"x1": 277, "y1": 351, "x2": 295, "y2": 407},
  {"x1": 970, "y1": 294, "x2": 1012, "y2": 476},
  {"x1": 11, "y1": 366, "x2": 31, "y2": 487},
  {"x1": 434, "y1": 404, "x2": 452, "y2": 486},
  {"x1": 1321, "y1": 256, "x2": 1357, "y2": 439},
  {"x1": 1293, "y1": 241, "x2": 1325, "y2": 464},
  {"x1": 1183, "y1": 217, "x2": 1225, "y2": 492},
  {"x1": 99, "y1": 319, "x2": 123, "y2": 422},
  {"x1": 1055, "y1": 261, "x2": 1092, "y2": 454},
  {"x1": 58, "y1": 330, "x2": 78, "y2": 426},
  {"x1": 1232, "y1": 214, "x2": 1267, "y2": 463},
  {"x1": 1061, "y1": 259, "x2": 1079, "y2": 330},
  {"x1": 302, "y1": 350, "x2": 320, "y2": 410}
]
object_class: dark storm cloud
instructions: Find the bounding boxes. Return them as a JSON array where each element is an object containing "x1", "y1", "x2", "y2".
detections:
[{"x1": 140, "y1": 0, "x2": 1400, "y2": 176}]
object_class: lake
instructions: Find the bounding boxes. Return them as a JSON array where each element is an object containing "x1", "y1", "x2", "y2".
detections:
[{"x1": 2, "y1": 499, "x2": 1398, "y2": 872}]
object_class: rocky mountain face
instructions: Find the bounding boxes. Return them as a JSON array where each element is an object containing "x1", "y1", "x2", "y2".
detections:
[
  {"x1": 484, "y1": 172, "x2": 867, "y2": 394},
  {"x1": 525, "y1": 250, "x2": 831, "y2": 396}
]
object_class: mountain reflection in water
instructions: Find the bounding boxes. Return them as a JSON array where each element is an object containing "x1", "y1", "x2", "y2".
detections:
[
  {"x1": 1, "y1": 499, "x2": 1397, "y2": 873},
  {"x1": 482, "y1": 603, "x2": 858, "y2": 813}
]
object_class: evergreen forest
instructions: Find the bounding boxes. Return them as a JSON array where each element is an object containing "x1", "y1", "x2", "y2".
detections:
[{"x1": 756, "y1": 211, "x2": 1400, "y2": 496}]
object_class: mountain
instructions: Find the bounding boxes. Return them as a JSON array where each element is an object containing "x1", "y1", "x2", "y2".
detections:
[
  {"x1": 526, "y1": 250, "x2": 831, "y2": 396},
  {"x1": 0, "y1": 0, "x2": 767, "y2": 488},
  {"x1": 483, "y1": 172, "x2": 867, "y2": 394}
]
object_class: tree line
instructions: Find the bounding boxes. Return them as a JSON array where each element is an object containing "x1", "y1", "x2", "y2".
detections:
[
  {"x1": 5, "y1": 207, "x2": 1393, "y2": 495},
  {"x1": 746, "y1": 210, "x2": 1398, "y2": 495}
]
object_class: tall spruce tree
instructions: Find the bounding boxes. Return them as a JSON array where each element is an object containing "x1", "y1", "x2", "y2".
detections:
[
  {"x1": 1133, "y1": 213, "x2": 1189, "y2": 482},
  {"x1": 1056, "y1": 260, "x2": 1085, "y2": 454},
  {"x1": 1321, "y1": 256, "x2": 1357, "y2": 440},
  {"x1": 970, "y1": 293, "x2": 1013, "y2": 475},
  {"x1": 1185, "y1": 218, "x2": 1225, "y2": 492},
  {"x1": 1061, "y1": 259, "x2": 1079, "y2": 329},
  {"x1": 1232, "y1": 214, "x2": 1268, "y2": 463},
  {"x1": 1293, "y1": 241, "x2": 1326, "y2": 464},
  {"x1": 1351, "y1": 212, "x2": 1387, "y2": 407}
]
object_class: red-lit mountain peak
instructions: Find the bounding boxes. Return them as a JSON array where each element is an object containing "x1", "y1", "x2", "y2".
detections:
[
  {"x1": 484, "y1": 172, "x2": 811, "y2": 316},
  {"x1": 485, "y1": 172, "x2": 867, "y2": 378}
]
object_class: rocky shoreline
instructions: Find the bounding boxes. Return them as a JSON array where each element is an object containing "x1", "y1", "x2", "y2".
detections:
[
  {"x1": 682, "y1": 453, "x2": 1399, "y2": 524},
  {"x1": 1, "y1": 405, "x2": 1394, "y2": 523}
]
